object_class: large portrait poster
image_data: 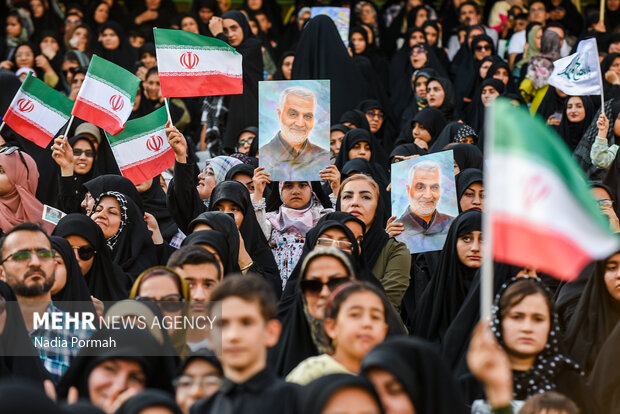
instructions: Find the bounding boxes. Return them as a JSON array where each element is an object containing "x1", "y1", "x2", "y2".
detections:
[
  {"x1": 258, "y1": 80, "x2": 330, "y2": 181},
  {"x1": 392, "y1": 151, "x2": 458, "y2": 253}
]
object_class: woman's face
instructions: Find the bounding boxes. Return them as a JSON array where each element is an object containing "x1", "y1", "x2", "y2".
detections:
[
  {"x1": 71, "y1": 27, "x2": 89, "y2": 51},
  {"x1": 303, "y1": 255, "x2": 350, "y2": 319},
  {"x1": 410, "y1": 45, "x2": 428, "y2": 69},
  {"x1": 322, "y1": 387, "x2": 382, "y2": 414},
  {"x1": 236, "y1": 131, "x2": 255, "y2": 154},
  {"x1": 566, "y1": 96, "x2": 586, "y2": 123},
  {"x1": 6, "y1": 16, "x2": 22, "y2": 38},
  {"x1": 138, "y1": 275, "x2": 181, "y2": 300},
  {"x1": 603, "y1": 252, "x2": 620, "y2": 301},
  {"x1": 348, "y1": 141, "x2": 372, "y2": 162},
  {"x1": 412, "y1": 121, "x2": 431, "y2": 143},
  {"x1": 366, "y1": 368, "x2": 416, "y2": 414},
  {"x1": 414, "y1": 8, "x2": 428, "y2": 27},
  {"x1": 281, "y1": 55, "x2": 294, "y2": 80},
  {"x1": 101, "y1": 28, "x2": 119, "y2": 50},
  {"x1": 248, "y1": 20, "x2": 259, "y2": 37},
  {"x1": 340, "y1": 180, "x2": 379, "y2": 228},
  {"x1": 479, "y1": 60, "x2": 493, "y2": 79},
  {"x1": 30, "y1": 0, "x2": 45, "y2": 18},
  {"x1": 213, "y1": 200, "x2": 244, "y2": 228},
  {"x1": 64, "y1": 234, "x2": 95, "y2": 276},
  {"x1": 281, "y1": 181, "x2": 312, "y2": 209},
  {"x1": 219, "y1": 0, "x2": 231, "y2": 12},
  {"x1": 611, "y1": 57, "x2": 620, "y2": 77},
  {"x1": 91, "y1": 196, "x2": 122, "y2": 239},
  {"x1": 198, "y1": 7, "x2": 214, "y2": 24},
  {"x1": 15, "y1": 45, "x2": 35, "y2": 69},
  {"x1": 330, "y1": 130, "x2": 345, "y2": 157},
  {"x1": 481, "y1": 85, "x2": 500, "y2": 107},
  {"x1": 424, "y1": 25, "x2": 438, "y2": 46},
  {"x1": 182, "y1": 16, "x2": 200, "y2": 34},
  {"x1": 175, "y1": 359, "x2": 222, "y2": 413},
  {"x1": 247, "y1": 0, "x2": 262, "y2": 10},
  {"x1": 144, "y1": 72, "x2": 161, "y2": 101},
  {"x1": 88, "y1": 359, "x2": 146, "y2": 410},
  {"x1": 0, "y1": 163, "x2": 13, "y2": 196},
  {"x1": 351, "y1": 32, "x2": 367, "y2": 55},
  {"x1": 360, "y1": 4, "x2": 376, "y2": 25},
  {"x1": 534, "y1": 28, "x2": 543, "y2": 50},
  {"x1": 223, "y1": 18, "x2": 244, "y2": 48},
  {"x1": 467, "y1": 28, "x2": 484, "y2": 46},
  {"x1": 345, "y1": 220, "x2": 364, "y2": 247},
  {"x1": 426, "y1": 80, "x2": 445, "y2": 108},
  {"x1": 51, "y1": 251, "x2": 67, "y2": 295},
  {"x1": 73, "y1": 139, "x2": 95, "y2": 175},
  {"x1": 473, "y1": 41, "x2": 492, "y2": 61},
  {"x1": 40, "y1": 36, "x2": 59, "y2": 55},
  {"x1": 146, "y1": 0, "x2": 161, "y2": 9},
  {"x1": 414, "y1": 76, "x2": 428, "y2": 98},
  {"x1": 493, "y1": 67, "x2": 510, "y2": 85},
  {"x1": 408, "y1": 31, "x2": 425, "y2": 48},
  {"x1": 197, "y1": 166, "x2": 217, "y2": 199},
  {"x1": 501, "y1": 293, "x2": 550, "y2": 359},
  {"x1": 456, "y1": 230, "x2": 482, "y2": 268},
  {"x1": 460, "y1": 182, "x2": 484, "y2": 212},
  {"x1": 94, "y1": 3, "x2": 110, "y2": 24}
]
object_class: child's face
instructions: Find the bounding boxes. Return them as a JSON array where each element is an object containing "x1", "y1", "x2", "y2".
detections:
[
  {"x1": 6, "y1": 16, "x2": 21, "y2": 38},
  {"x1": 325, "y1": 291, "x2": 388, "y2": 361},
  {"x1": 215, "y1": 297, "x2": 279, "y2": 375}
]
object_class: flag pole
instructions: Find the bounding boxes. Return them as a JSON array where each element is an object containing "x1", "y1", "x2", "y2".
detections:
[
  {"x1": 596, "y1": 37, "x2": 605, "y2": 110},
  {"x1": 164, "y1": 98, "x2": 172, "y2": 124},
  {"x1": 481, "y1": 103, "x2": 495, "y2": 321},
  {"x1": 63, "y1": 115, "x2": 75, "y2": 137},
  {"x1": 600, "y1": 0, "x2": 606, "y2": 27},
  {"x1": 0, "y1": 122, "x2": 4, "y2": 133}
]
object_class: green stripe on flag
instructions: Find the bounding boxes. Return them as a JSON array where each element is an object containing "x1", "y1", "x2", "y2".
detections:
[
  {"x1": 108, "y1": 106, "x2": 168, "y2": 145},
  {"x1": 87, "y1": 54, "x2": 141, "y2": 97},
  {"x1": 154, "y1": 28, "x2": 239, "y2": 54},
  {"x1": 491, "y1": 98, "x2": 608, "y2": 231},
  {"x1": 22, "y1": 72, "x2": 73, "y2": 116}
]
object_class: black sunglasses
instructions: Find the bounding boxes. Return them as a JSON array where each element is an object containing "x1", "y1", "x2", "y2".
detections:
[
  {"x1": 300, "y1": 277, "x2": 350, "y2": 295},
  {"x1": 136, "y1": 294, "x2": 185, "y2": 312},
  {"x1": 73, "y1": 245, "x2": 96, "y2": 261},
  {"x1": 73, "y1": 148, "x2": 95, "y2": 158}
]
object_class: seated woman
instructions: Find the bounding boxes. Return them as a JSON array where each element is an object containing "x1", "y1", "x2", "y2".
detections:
[
  {"x1": 338, "y1": 174, "x2": 410, "y2": 312},
  {"x1": 299, "y1": 374, "x2": 383, "y2": 414},
  {"x1": 181, "y1": 229, "x2": 237, "y2": 275},
  {"x1": 50, "y1": 236, "x2": 96, "y2": 313},
  {"x1": 335, "y1": 128, "x2": 389, "y2": 178},
  {"x1": 396, "y1": 107, "x2": 447, "y2": 150},
  {"x1": 174, "y1": 349, "x2": 224, "y2": 413},
  {"x1": 456, "y1": 168, "x2": 484, "y2": 212},
  {"x1": 286, "y1": 281, "x2": 389, "y2": 385}
]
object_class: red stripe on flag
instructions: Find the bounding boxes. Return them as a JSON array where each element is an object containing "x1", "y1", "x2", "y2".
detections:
[
  {"x1": 119, "y1": 149, "x2": 175, "y2": 185},
  {"x1": 492, "y1": 215, "x2": 593, "y2": 281},
  {"x1": 3, "y1": 108, "x2": 54, "y2": 147},
  {"x1": 159, "y1": 73, "x2": 243, "y2": 97},
  {"x1": 72, "y1": 96, "x2": 124, "y2": 134}
]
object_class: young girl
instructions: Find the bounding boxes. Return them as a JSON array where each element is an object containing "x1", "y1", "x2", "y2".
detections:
[{"x1": 286, "y1": 281, "x2": 389, "y2": 385}]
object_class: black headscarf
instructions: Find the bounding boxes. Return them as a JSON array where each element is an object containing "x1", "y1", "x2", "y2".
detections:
[
  {"x1": 92, "y1": 191, "x2": 159, "y2": 279},
  {"x1": 429, "y1": 122, "x2": 478, "y2": 152},
  {"x1": 407, "y1": 107, "x2": 447, "y2": 148},
  {"x1": 181, "y1": 229, "x2": 240, "y2": 274},
  {"x1": 557, "y1": 96, "x2": 596, "y2": 152},
  {"x1": 83, "y1": 174, "x2": 144, "y2": 212},
  {"x1": 455, "y1": 168, "x2": 483, "y2": 213},
  {"x1": 603, "y1": 152, "x2": 620, "y2": 218},
  {"x1": 334, "y1": 128, "x2": 389, "y2": 174},
  {"x1": 53, "y1": 213, "x2": 132, "y2": 301},
  {"x1": 116, "y1": 389, "x2": 182, "y2": 414},
  {"x1": 486, "y1": 59, "x2": 517, "y2": 94},
  {"x1": 339, "y1": 109, "x2": 371, "y2": 131},
  {"x1": 601, "y1": 53, "x2": 620, "y2": 100},
  {"x1": 465, "y1": 78, "x2": 505, "y2": 134},
  {"x1": 220, "y1": 11, "x2": 262, "y2": 150},
  {"x1": 0, "y1": 281, "x2": 51, "y2": 385},
  {"x1": 451, "y1": 31, "x2": 496, "y2": 104},
  {"x1": 139, "y1": 176, "x2": 179, "y2": 242},
  {"x1": 50, "y1": 236, "x2": 96, "y2": 313},
  {"x1": 207, "y1": 181, "x2": 280, "y2": 292},
  {"x1": 427, "y1": 76, "x2": 457, "y2": 121},
  {"x1": 564, "y1": 254, "x2": 620, "y2": 374},
  {"x1": 68, "y1": 135, "x2": 97, "y2": 185},
  {"x1": 361, "y1": 336, "x2": 468, "y2": 414},
  {"x1": 449, "y1": 143, "x2": 484, "y2": 171},
  {"x1": 94, "y1": 21, "x2": 137, "y2": 72},
  {"x1": 0, "y1": 380, "x2": 63, "y2": 413},
  {"x1": 300, "y1": 374, "x2": 384, "y2": 414},
  {"x1": 292, "y1": 15, "x2": 368, "y2": 124},
  {"x1": 274, "y1": 50, "x2": 295, "y2": 80},
  {"x1": 413, "y1": 210, "x2": 482, "y2": 343},
  {"x1": 535, "y1": 85, "x2": 568, "y2": 122},
  {"x1": 389, "y1": 143, "x2": 426, "y2": 161},
  {"x1": 398, "y1": 67, "x2": 440, "y2": 135}
]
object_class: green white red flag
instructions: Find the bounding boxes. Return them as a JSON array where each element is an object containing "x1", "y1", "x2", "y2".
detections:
[
  {"x1": 486, "y1": 99, "x2": 619, "y2": 281},
  {"x1": 72, "y1": 54, "x2": 140, "y2": 135},
  {"x1": 106, "y1": 106, "x2": 174, "y2": 185},
  {"x1": 154, "y1": 28, "x2": 243, "y2": 97},
  {"x1": 3, "y1": 72, "x2": 73, "y2": 147}
]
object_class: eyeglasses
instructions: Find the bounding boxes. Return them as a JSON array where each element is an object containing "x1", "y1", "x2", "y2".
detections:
[
  {"x1": 0, "y1": 146, "x2": 20, "y2": 155},
  {"x1": 238, "y1": 137, "x2": 254, "y2": 146},
  {"x1": 300, "y1": 277, "x2": 350, "y2": 295},
  {"x1": 530, "y1": 7, "x2": 545, "y2": 12},
  {"x1": 65, "y1": 19, "x2": 82, "y2": 24},
  {"x1": 365, "y1": 111, "x2": 384, "y2": 119},
  {"x1": 474, "y1": 44, "x2": 491, "y2": 51},
  {"x1": 598, "y1": 199, "x2": 614, "y2": 208},
  {"x1": 174, "y1": 375, "x2": 223, "y2": 389},
  {"x1": 316, "y1": 238, "x2": 353, "y2": 252},
  {"x1": 136, "y1": 294, "x2": 185, "y2": 312},
  {"x1": 16, "y1": 53, "x2": 33, "y2": 58},
  {"x1": 73, "y1": 148, "x2": 95, "y2": 158},
  {"x1": 72, "y1": 245, "x2": 96, "y2": 261},
  {"x1": 0, "y1": 249, "x2": 55, "y2": 264}
]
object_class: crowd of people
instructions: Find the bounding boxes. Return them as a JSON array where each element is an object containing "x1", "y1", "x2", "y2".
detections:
[{"x1": 1, "y1": 0, "x2": 620, "y2": 413}]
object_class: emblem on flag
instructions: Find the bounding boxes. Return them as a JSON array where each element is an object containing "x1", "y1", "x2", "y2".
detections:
[
  {"x1": 180, "y1": 51, "x2": 199, "y2": 70},
  {"x1": 146, "y1": 134, "x2": 164, "y2": 152},
  {"x1": 109, "y1": 95, "x2": 124, "y2": 112}
]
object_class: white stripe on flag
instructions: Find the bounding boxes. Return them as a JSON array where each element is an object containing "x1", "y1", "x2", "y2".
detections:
[
  {"x1": 156, "y1": 48, "x2": 242, "y2": 77},
  {"x1": 111, "y1": 128, "x2": 170, "y2": 168},
  {"x1": 10, "y1": 90, "x2": 69, "y2": 134},
  {"x1": 79, "y1": 75, "x2": 133, "y2": 125}
]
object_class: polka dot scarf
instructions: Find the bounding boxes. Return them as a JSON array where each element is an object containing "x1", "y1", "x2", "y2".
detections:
[{"x1": 92, "y1": 191, "x2": 128, "y2": 250}]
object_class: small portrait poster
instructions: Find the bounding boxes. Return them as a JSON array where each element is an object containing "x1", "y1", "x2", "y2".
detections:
[
  {"x1": 258, "y1": 80, "x2": 330, "y2": 181},
  {"x1": 311, "y1": 7, "x2": 350, "y2": 47},
  {"x1": 391, "y1": 151, "x2": 458, "y2": 253}
]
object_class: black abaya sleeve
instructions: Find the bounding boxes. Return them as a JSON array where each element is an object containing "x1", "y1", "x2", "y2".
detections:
[
  {"x1": 166, "y1": 161, "x2": 207, "y2": 234},
  {"x1": 57, "y1": 176, "x2": 83, "y2": 214}
]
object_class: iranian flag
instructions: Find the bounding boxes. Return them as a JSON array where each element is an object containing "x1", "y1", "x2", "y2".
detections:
[
  {"x1": 106, "y1": 106, "x2": 174, "y2": 185},
  {"x1": 154, "y1": 28, "x2": 243, "y2": 97},
  {"x1": 3, "y1": 72, "x2": 73, "y2": 147},
  {"x1": 72, "y1": 54, "x2": 140, "y2": 135},
  {"x1": 487, "y1": 99, "x2": 619, "y2": 281}
]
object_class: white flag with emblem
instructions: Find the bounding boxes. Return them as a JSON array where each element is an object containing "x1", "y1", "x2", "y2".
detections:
[{"x1": 548, "y1": 38, "x2": 602, "y2": 96}]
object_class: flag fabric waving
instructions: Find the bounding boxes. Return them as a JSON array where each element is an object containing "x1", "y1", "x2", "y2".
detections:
[
  {"x1": 154, "y1": 28, "x2": 243, "y2": 97},
  {"x1": 106, "y1": 106, "x2": 174, "y2": 185},
  {"x1": 486, "y1": 99, "x2": 619, "y2": 281},
  {"x1": 548, "y1": 38, "x2": 602, "y2": 96},
  {"x1": 72, "y1": 54, "x2": 140, "y2": 135},
  {"x1": 3, "y1": 72, "x2": 73, "y2": 147}
]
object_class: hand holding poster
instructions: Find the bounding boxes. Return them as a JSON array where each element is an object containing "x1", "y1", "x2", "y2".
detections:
[
  {"x1": 391, "y1": 151, "x2": 458, "y2": 253},
  {"x1": 258, "y1": 80, "x2": 330, "y2": 181}
]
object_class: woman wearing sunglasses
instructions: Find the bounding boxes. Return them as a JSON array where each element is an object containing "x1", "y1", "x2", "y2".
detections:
[{"x1": 53, "y1": 213, "x2": 132, "y2": 301}]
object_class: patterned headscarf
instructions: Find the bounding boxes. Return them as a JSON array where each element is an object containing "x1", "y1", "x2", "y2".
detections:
[
  {"x1": 92, "y1": 191, "x2": 128, "y2": 250},
  {"x1": 207, "y1": 156, "x2": 242, "y2": 183},
  {"x1": 491, "y1": 277, "x2": 583, "y2": 399}
]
